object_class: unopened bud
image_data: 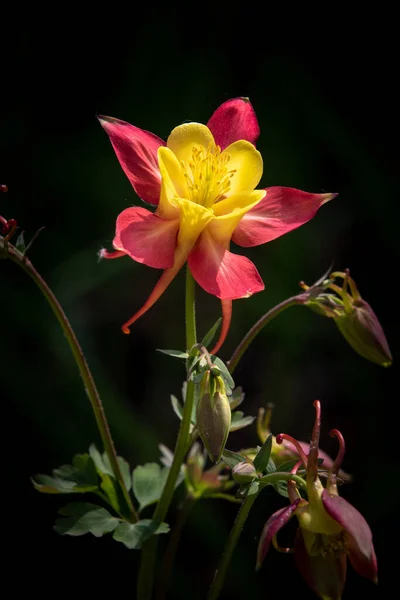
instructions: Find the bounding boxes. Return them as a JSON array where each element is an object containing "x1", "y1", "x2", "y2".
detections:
[
  {"x1": 303, "y1": 270, "x2": 392, "y2": 367},
  {"x1": 334, "y1": 298, "x2": 392, "y2": 367},
  {"x1": 232, "y1": 461, "x2": 257, "y2": 483},
  {"x1": 197, "y1": 392, "x2": 231, "y2": 462}
]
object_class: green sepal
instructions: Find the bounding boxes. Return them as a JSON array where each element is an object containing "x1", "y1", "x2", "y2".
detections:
[{"x1": 210, "y1": 356, "x2": 235, "y2": 392}]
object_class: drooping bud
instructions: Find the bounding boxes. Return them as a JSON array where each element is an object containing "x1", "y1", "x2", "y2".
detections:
[
  {"x1": 197, "y1": 386, "x2": 231, "y2": 462},
  {"x1": 232, "y1": 461, "x2": 257, "y2": 484},
  {"x1": 303, "y1": 269, "x2": 392, "y2": 367},
  {"x1": 334, "y1": 296, "x2": 392, "y2": 367}
]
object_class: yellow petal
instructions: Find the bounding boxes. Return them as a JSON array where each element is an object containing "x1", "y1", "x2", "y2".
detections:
[
  {"x1": 167, "y1": 123, "x2": 215, "y2": 164},
  {"x1": 157, "y1": 147, "x2": 184, "y2": 220},
  {"x1": 174, "y1": 197, "x2": 214, "y2": 250},
  {"x1": 208, "y1": 191, "x2": 266, "y2": 244},
  {"x1": 221, "y1": 140, "x2": 263, "y2": 195}
]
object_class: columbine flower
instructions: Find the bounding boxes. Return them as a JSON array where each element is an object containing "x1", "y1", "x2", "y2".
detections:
[
  {"x1": 99, "y1": 98, "x2": 336, "y2": 351},
  {"x1": 257, "y1": 401, "x2": 377, "y2": 600},
  {"x1": 256, "y1": 404, "x2": 351, "y2": 481},
  {"x1": 303, "y1": 269, "x2": 392, "y2": 367}
]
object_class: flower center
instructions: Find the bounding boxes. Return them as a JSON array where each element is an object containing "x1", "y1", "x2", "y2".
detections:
[
  {"x1": 181, "y1": 142, "x2": 236, "y2": 208},
  {"x1": 319, "y1": 532, "x2": 348, "y2": 558}
]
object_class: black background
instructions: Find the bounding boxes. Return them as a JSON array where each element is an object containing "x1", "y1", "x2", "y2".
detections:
[{"x1": 1, "y1": 10, "x2": 398, "y2": 599}]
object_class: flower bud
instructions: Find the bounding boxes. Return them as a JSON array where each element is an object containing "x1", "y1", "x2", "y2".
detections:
[
  {"x1": 303, "y1": 269, "x2": 392, "y2": 367},
  {"x1": 232, "y1": 461, "x2": 257, "y2": 484},
  {"x1": 334, "y1": 297, "x2": 392, "y2": 367},
  {"x1": 197, "y1": 391, "x2": 231, "y2": 462}
]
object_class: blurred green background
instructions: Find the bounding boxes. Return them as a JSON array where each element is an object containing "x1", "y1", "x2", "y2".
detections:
[{"x1": 1, "y1": 12, "x2": 398, "y2": 599}]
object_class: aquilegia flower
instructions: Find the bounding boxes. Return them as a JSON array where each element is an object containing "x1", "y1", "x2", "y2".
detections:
[
  {"x1": 99, "y1": 98, "x2": 336, "y2": 351},
  {"x1": 256, "y1": 400, "x2": 377, "y2": 599}
]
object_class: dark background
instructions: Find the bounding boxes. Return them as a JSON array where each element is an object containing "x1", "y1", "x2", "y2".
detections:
[{"x1": 1, "y1": 11, "x2": 398, "y2": 599}]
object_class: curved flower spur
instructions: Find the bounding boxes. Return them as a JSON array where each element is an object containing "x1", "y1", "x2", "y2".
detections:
[
  {"x1": 256, "y1": 401, "x2": 377, "y2": 600},
  {"x1": 99, "y1": 98, "x2": 336, "y2": 352}
]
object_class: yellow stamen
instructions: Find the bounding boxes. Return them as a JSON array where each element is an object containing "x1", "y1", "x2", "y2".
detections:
[{"x1": 181, "y1": 142, "x2": 236, "y2": 208}]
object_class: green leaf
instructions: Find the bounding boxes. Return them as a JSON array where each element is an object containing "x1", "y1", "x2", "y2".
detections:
[
  {"x1": 229, "y1": 386, "x2": 245, "y2": 410},
  {"x1": 266, "y1": 458, "x2": 276, "y2": 474},
  {"x1": 210, "y1": 356, "x2": 235, "y2": 391},
  {"x1": 15, "y1": 231, "x2": 26, "y2": 253},
  {"x1": 54, "y1": 503, "x2": 119, "y2": 537},
  {"x1": 238, "y1": 480, "x2": 260, "y2": 498},
  {"x1": 112, "y1": 519, "x2": 169, "y2": 549},
  {"x1": 247, "y1": 481, "x2": 260, "y2": 496},
  {"x1": 33, "y1": 453, "x2": 99, "y2": 494},
  {"x1": 89, "y1": 444, "x2": 113, "y2": 476},
  {"x1": 171, "y1": 390, "x2": 196, "y2": 427},
  {"x1": 88, "y1": 445, "x2": 127, "y2": 516},
  {"x1": 201, "y1": 318, "x2": 222, "y2": 349},
  {"x1": 102, "y1": 454, "x2": 132, "y2": 492},
  {"x1": 274, "y1": 459, "x2": 299, "y2": 472},
  {"x1": 170, "y1": 394, "x2": 183, "y2": 421},
  {"x1": 221, "y1": 449, "x2": 247, "y2": 469},
  {"x1": 229, "y1": 411, "x2": 255, "y2": 432},
  {"x1": 156, "y1": 349, "x2": 188, "y2": 359},
  {"x1": 253, "y1": 434, "x2": 273, "y2": 473},
  {"x1": 191, "y1": 371, "x2": 206, "y2": 384},
  {"x1": 132, "y1": 463, "x2": 171, "y2": 511},
  {"x1": 54, "y1": 453, "x2": 98, "y2": 485},
  {"x1": 32, "y1": 475, "x2": 84, "y2": 494},
  {"x1": 273, "y1": 480, "x2": 290, "y2": 498}
]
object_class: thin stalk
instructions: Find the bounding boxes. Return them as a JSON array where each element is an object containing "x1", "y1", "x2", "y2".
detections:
[
  {"x1": 185, "y1": 265, "x2": 197, "y2": 350},
  {"x1": 137, "y1": 267, "x2": 198, "y2": 600},
  {"x1": 206, "y1": 471, "x2": 307, "y2": 600},
  {"x1": 207, "y1": 493, "x2": 257, "y2": 600},
  {"x1": 156, "y1": 497, "x2": 195, "y2": 600},
  {"x1": 3, "y1": 242, "x2": 138, "y2": 522},
  {"x1": 228, "y1": 294, "x2": 307, "y2": 374}
]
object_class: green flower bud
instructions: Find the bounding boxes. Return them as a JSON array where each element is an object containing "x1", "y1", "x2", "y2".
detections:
[
  {"x1": 334, "y1": 297, "x2": 392, "y2": 367},
  {"x1": 232, "y1": 461, "x2": 257, "y2": 484},
  {"x1": 197, "y1": 391, "x2": 231, "y2": 462},
  {"x1": 303, "y1": 269, "x2": 392, "y2": 367}
]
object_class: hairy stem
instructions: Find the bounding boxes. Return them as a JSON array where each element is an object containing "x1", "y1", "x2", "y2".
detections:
[
  {"x1": 2, "y1": 242, "x2": 138, "y2": 521},
  {"x1": 156, "y1": 497, "x2": 195, "y2": 600},
  {"x1": 207, "y1": 493, "x2": 257, "y2": 600},
  {"x1": 137, "y1": 267, "x2": 198, "y2": 600}
]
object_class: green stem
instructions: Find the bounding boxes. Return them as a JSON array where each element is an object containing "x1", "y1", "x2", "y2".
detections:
[
  {"x1": 206, "y1": 471, "x2": 307, "y2": 600},
  {"x1": 185, "y1": 265, "x2": 197, "y2": 350},
  {"x1": 156, "y1": 497, "x2": 195, "y2": 600},
  {"x1": 3, "y1": 242, "x2": 138, "y2": 522},
  {"x1": 137, "y1": 267, "x2": 198, "y2": 600},
  {"x1": 259, "y1": 472, "x2": 307, "y2": 489},
  {"x1": 228, "y1": 294, "x2": 307, "y2": 374},
  {"x1": 207, "y1": 493, "x2": 257, "y2": 600}
]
